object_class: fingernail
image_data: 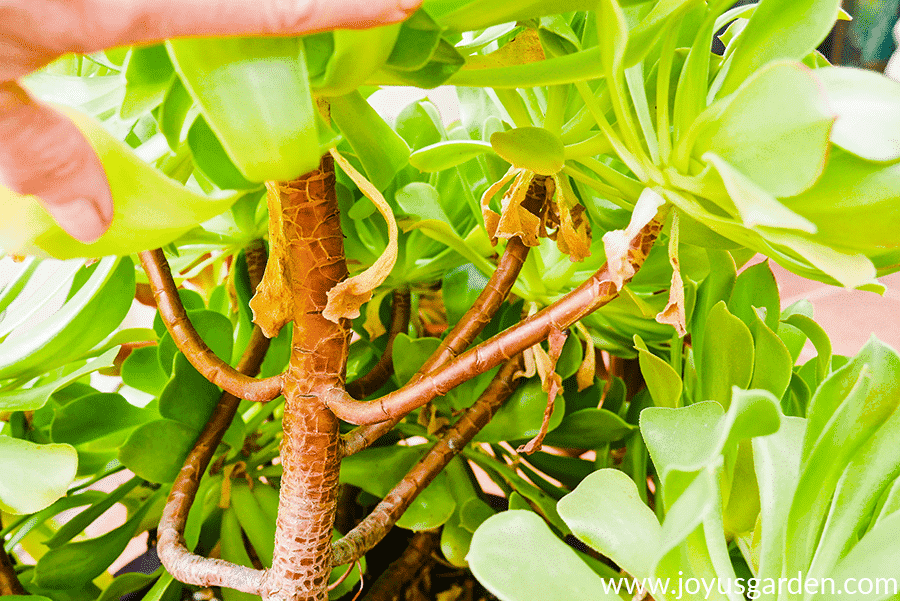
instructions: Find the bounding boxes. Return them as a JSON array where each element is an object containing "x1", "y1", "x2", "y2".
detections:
[{"x1": 47, "y1": 197, "x2": 110, "y2": 244}]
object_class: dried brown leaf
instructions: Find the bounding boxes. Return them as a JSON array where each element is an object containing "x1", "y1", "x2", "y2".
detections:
[
  {"x1": 574, "y1": 322, "x2": 597, "y2": 391},
  {"x1": 602, "y1": 188, "x2": 666, "y2": 290},
  {"x1": 324, "y1": 149, "x2": 399, "y2": 323},
  {"x1": 551, "y1": 175, "x2": 592, "y2": 262},
  {"x1": 655, "y1": 212, "x2": 687, "y2": 337},
  {"x1": 249, "y1": 182, "x2": 294, "y2": 338},
  {"x1": 518, "y1": 328, "x2": 566, "y2": 455}
]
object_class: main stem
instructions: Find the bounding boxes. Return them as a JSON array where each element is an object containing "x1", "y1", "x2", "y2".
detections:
[{"x1": 260, "y1": 155, "x2": 349, "y2": 600}]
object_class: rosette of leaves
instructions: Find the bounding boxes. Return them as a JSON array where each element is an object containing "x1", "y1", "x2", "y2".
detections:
[{"x1": 469, "y1": 335, "x2": 900, "y2": 601}]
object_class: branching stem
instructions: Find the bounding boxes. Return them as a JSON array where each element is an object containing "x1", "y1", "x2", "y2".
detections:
[
  {"x1": 139, "y1": 248, "x2": 283, "y2": 402},
  {"x1": 0, "y1": 517, "x2": 25, "y2": 595},
  {"x1": 341, "y1": 237, "x2": 530, "y2": 456},
  {"x1": 331, "y1": 356, "x2": 523, "y2": 566},
  {"x1": 326, "y1": 219, "x2": 662, "y2": 425}
]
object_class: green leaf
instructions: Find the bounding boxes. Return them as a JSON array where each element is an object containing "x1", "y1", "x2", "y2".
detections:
[
  {"x1": 475, "y1": 379, "x2": 565, "y2": 444},
  {"x1": 748, "y1": 310, "x2": 793, "y2": 399},
  {"x1": 43, "y1": 476, "x2": 141, "y2": 549},
  {"x1": 691, "y1": 62, "x2": 833, "y2": 199},
  {"x1": 0, "y1": 257, "x2": 133, "y2": 381},
  {"x1": 0, "y1": 107, "x2": 240, "y2": 259},
  {"x1": 783, "y1": 313, "x2": 832, "y2": 385},
  {"x1": 819, "y1": 511, "x2": 900, "y2": 601},
  {"x1": 120, "y1": 346, "x2": 168, "y2": 397},
  {"x1": 539, "y1": 408, "x2": 634, "y2": 449},
  {"x1": 391, "y1": 334, "x2": 442, "y2": 385},
  {"x1": 96, "y1": 570, "x2": 163, "y2": 601},
  {"x1": 410, "y1": 140, "x2": 495, "y2": 172},
  {"x1": 0, "y1": 437, "x2": 77, "y2": 515},
  {"x1": 313, "y1": 26, "x2": 401, "y2": 97},
  {"x1": 187, "y1": 116, "x2": 257, "y2": 190},
  {"x1": 728, "y1": 261, "x2": 780, "y2": 332},
  {"x1": 751, "y1": 415, "x2": 806, "y2": 582},
  {"x1": 816, "y1": 66, "x2": 900, "y2": 162},
  {"x1": 447, "y1": 48, "x2": 605, "y2": 88},
  {"x1": 50, "y1": 393, "x2": 149, "y2": 449},
  {"x1": 442, "y1": 265, "x2": 490, "y2": 327},
  {"x1": 527, "y1": 452, "x2": 595, "y2": 490},
  {"x1": 490, "y1": 128, "x2": 564, "y2": 176},
  {"x1": 394, "y1": 182, "x2": 451, "y2": 223},
  {"x1": 167, "y1": 36, "x2": 320, "y2": 182},
  {"x1": 699, "y1": 301, "x2": 754, "y2": 407},
  {"x1": 119, "y1": 419, "x2": 197, "y2": 483},
  {"x1": 468, "y1": 511, "x2": 617, "y2": 601},
  {"x1": 340, "y1": 445, "x2": 456, "y2": 531},
  {"x1": 33, "y1": 492, "x2": 157, "y2": 590},
  {"x1": 634, "y1": 334, "x2": 682, "y2": 408},
  {"x1": 558, "y1": 469, "x2": 661, "y2": 580},
  {"x1": 428, "y1": 0, "x2": 600, "y2": 31},
  {"x1": 120, "y1": 44, "x2": 174, "y2": 120},
  {"x1": 386, "y1": 10, "x2": 443, "y2": 71},
  {"x1": 717, "y1": 0, "x2": 841, "y2": 97},
  {"x1": 159, "y1": 310, "x2": 233, "y2": 431},
  {"x1": 330, "y1": 91, "x2": 411, "y2": 190},
  {"x1": 0, "y1": 347, "x2": 118, "y2": 412}
]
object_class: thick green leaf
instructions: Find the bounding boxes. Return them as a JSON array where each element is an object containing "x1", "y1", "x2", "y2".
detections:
[
  {"x1": 428, "y1": 0, "x2": 599, "y2": 31},
  {"x1": 120, "y1": 44, "x2": 174, "y2": 120},
  {"x1": 0, "y1": 348, "x2": 117, "y2": 412},
  {"x1": 391, "y1": 334, "x2": 442, "y2": 385},
  {"x1": 784, "y1": 313, "x2": 832, "y2": 386},
  {"x1": 33, "y1": 492, "x2": 156, "y2": 590},
  {"x1": 468, "y1": 511, "x2": 617, "y2": 601},
  {"x1": 313, "y1": 26, "x2": 401, "y2": 97},
  {"x1": 539, "y1": 408, "x2": 633, "y2": 449},
  {"x1": 717, "y1": 0, "x2": 841, "y2": 97},
  {"x1": 728, "y1": 261, "x2": 780, "y2": 332},
  {"x1": 0, "y1": 257, "x2": 132, "y2": 380},
  {"x1": 748, "y1": 311, "x2": 793, "y2": 399},
  {"x1": 818, "y1": 511, "x2": 900, "y2": 601},
  {"x1": 751, "y1": 415, "x2": 806, "y2": 583},
  {"x1": 698, "y1": 302, "x2": 754, "y2": 407},
  {"x1": 491, "y1": 127, "x2": 565, "y2": 175},
  {"x1": 118, "y1": 419, "x2": 197, "y2": 483},
  {"x1": 816, "y1": 66, "x2": 900, "y2": 162},
  {"x1": 691, "y1": 62, "x2": 833, "y2": 199},
  {"x1": 475, "y1": 379, "x2": 565, "y2": 443},
  {"x1": 410, "y1": 140, "x2": 495, "y2": 172},
  {"x1": 527, "y1": 452, "x2": 595, "y2": 490},
  {"x1": 0, "y1": 108, "x2": 239, "y2": 259},
  {"x1": 330, "y1": 91, "x2": 411, "y2": 190},
  {"x1": 386, "y1": 10, "x2": 443, "y2": 71},
  {"x1": 558, "y1": 469, "x2": 661, "y2": 580},
  {"x1": 43, "y1": 476, "x2": 142, "y2": 549},
  {"x1": 96, "y1": 570, "x2": 163, "y2": 601},
  {"x1": 120, "y1": 345, "x2": 168, "y2": 397},
  {"x1": 442, "y1": 265, "x2": 490, "y2": 327},
  {"x1": 187, "y1": 116, "x2": 257, "y2": 190},
  {"x1": 51, "y1": 393, "x2": 149, "y2": 448},
  {"x1": 340, "y1": 445, "x2": 456, "y2": 531},
  {"x1": 167, "y1": 36, "x2": 320, "y2": 182},
  {"x1": 0, "y1": 437, "x2": 77, "y2": 515},
  {"x1": 634, "y1": 334, "x2": 682, "y2": 408}
]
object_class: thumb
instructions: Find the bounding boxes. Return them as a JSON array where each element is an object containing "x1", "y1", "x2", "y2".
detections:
[{"x1": 0, "y1": 83, "x2": 113, "y2": 243}]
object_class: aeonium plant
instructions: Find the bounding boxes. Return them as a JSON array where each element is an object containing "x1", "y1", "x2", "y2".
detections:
[{"x1": 2, "y1": 1, "x2": 900, "y2": 601}]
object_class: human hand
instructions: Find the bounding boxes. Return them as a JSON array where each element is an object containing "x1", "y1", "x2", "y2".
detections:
[{"x1": 0, "y1": 0, "x2": 420, "y2": 243}]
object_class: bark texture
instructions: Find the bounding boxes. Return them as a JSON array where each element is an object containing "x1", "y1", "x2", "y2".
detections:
[{"x1": 260, "y1": 155, "x2": 350, "y2": 601}]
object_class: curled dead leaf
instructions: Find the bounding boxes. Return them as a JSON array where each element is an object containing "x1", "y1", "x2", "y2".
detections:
[
  {"x1": 549, "y1": 175, "x2": 591, "y2": 262},
  {"x1": 655, "y1": 211, "x2": 687, "y2": 337},
  {"x1": 602, "y1": 188, "x2": 666, "y2": 290},
  {"x1": 518, "y1": 328, "x2": 567, "y2": 455},
  {"x1": 249, "y1": 182, "x2": 294, "y2": 338},
  {"x1": 574, "y1": 322, "x2": 597, "y2": 391},
  {"x1": 324, "y1": 149, "x2": 399, "y2": 323}
]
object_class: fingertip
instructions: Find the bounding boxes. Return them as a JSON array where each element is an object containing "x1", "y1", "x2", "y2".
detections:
[{"x1": 0, "y1": 83, "x2": 114, "y2": 244}]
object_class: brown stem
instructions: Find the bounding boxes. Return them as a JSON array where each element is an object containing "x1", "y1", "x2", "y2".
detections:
[
  {"x1": 0, "y1": 517, "x2": 26, "y2": 595},
  {"x1": 341, "y1": 237, "x2": 530, "y2": 456},
  {"x1": 157, "y1": 241, "x2": 271, "y2": 594},
  {"x1": 345, "y1": 288, "x2": 412, "y2": 400},
  {"x1": 139, "y1": 248, "x2": 283, "y2": 403},
  {"x1": 359, "y1": 530, "x2": 440, "y2": 601},
  {"x1": 326, "y1": 218, "x2": 663, "y2": 425},
  {"x1": 258, "y1": 156, "x2": 350, "y2": 601},
  {"x1": 331, "y1": 356, "x2": 523, "y2": 566}
]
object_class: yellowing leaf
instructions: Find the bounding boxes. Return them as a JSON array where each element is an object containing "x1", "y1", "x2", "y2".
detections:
[
  {"x1": 249, "y1": 183, "x2": 294, "y2": 338},
  {"x1": 518, "y1": 327, "x2": 567, "y2": 455},
  {"x1": 549, "y1": 175, "x2": 592, "y2": 262},
  {"x1": 574, "y1": 322, "x2": 597, "y2": 392},
  {"x1": 323, "y1": 149, "x2": 398, "y2": 322},
  {"x1": 656, "y1": 211, "x2": 687, "y2": 337}
]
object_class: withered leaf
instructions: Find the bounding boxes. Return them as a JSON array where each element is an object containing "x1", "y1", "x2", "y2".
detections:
[
  {"x1": 551, "y1": 175, "x2": 592, "y2": 262},
  {"x1": 602, "y1": 188, "x2": 665, "y2": 290},
  {"x1": 249, "y1": 182, "x2": 294, "y2": 339},
  {"x1": 323, "y1": 149, "x2": 399, "y2": 323},
  {"x1": 518, "y1": 328, "x2": 567, "y2": 455},
  {"x1": 655, "y1": 211, "x2": 687, "y2": 337},
  {"x1": 574, "y1": 322, "x2": 597, "y2": 391}
]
